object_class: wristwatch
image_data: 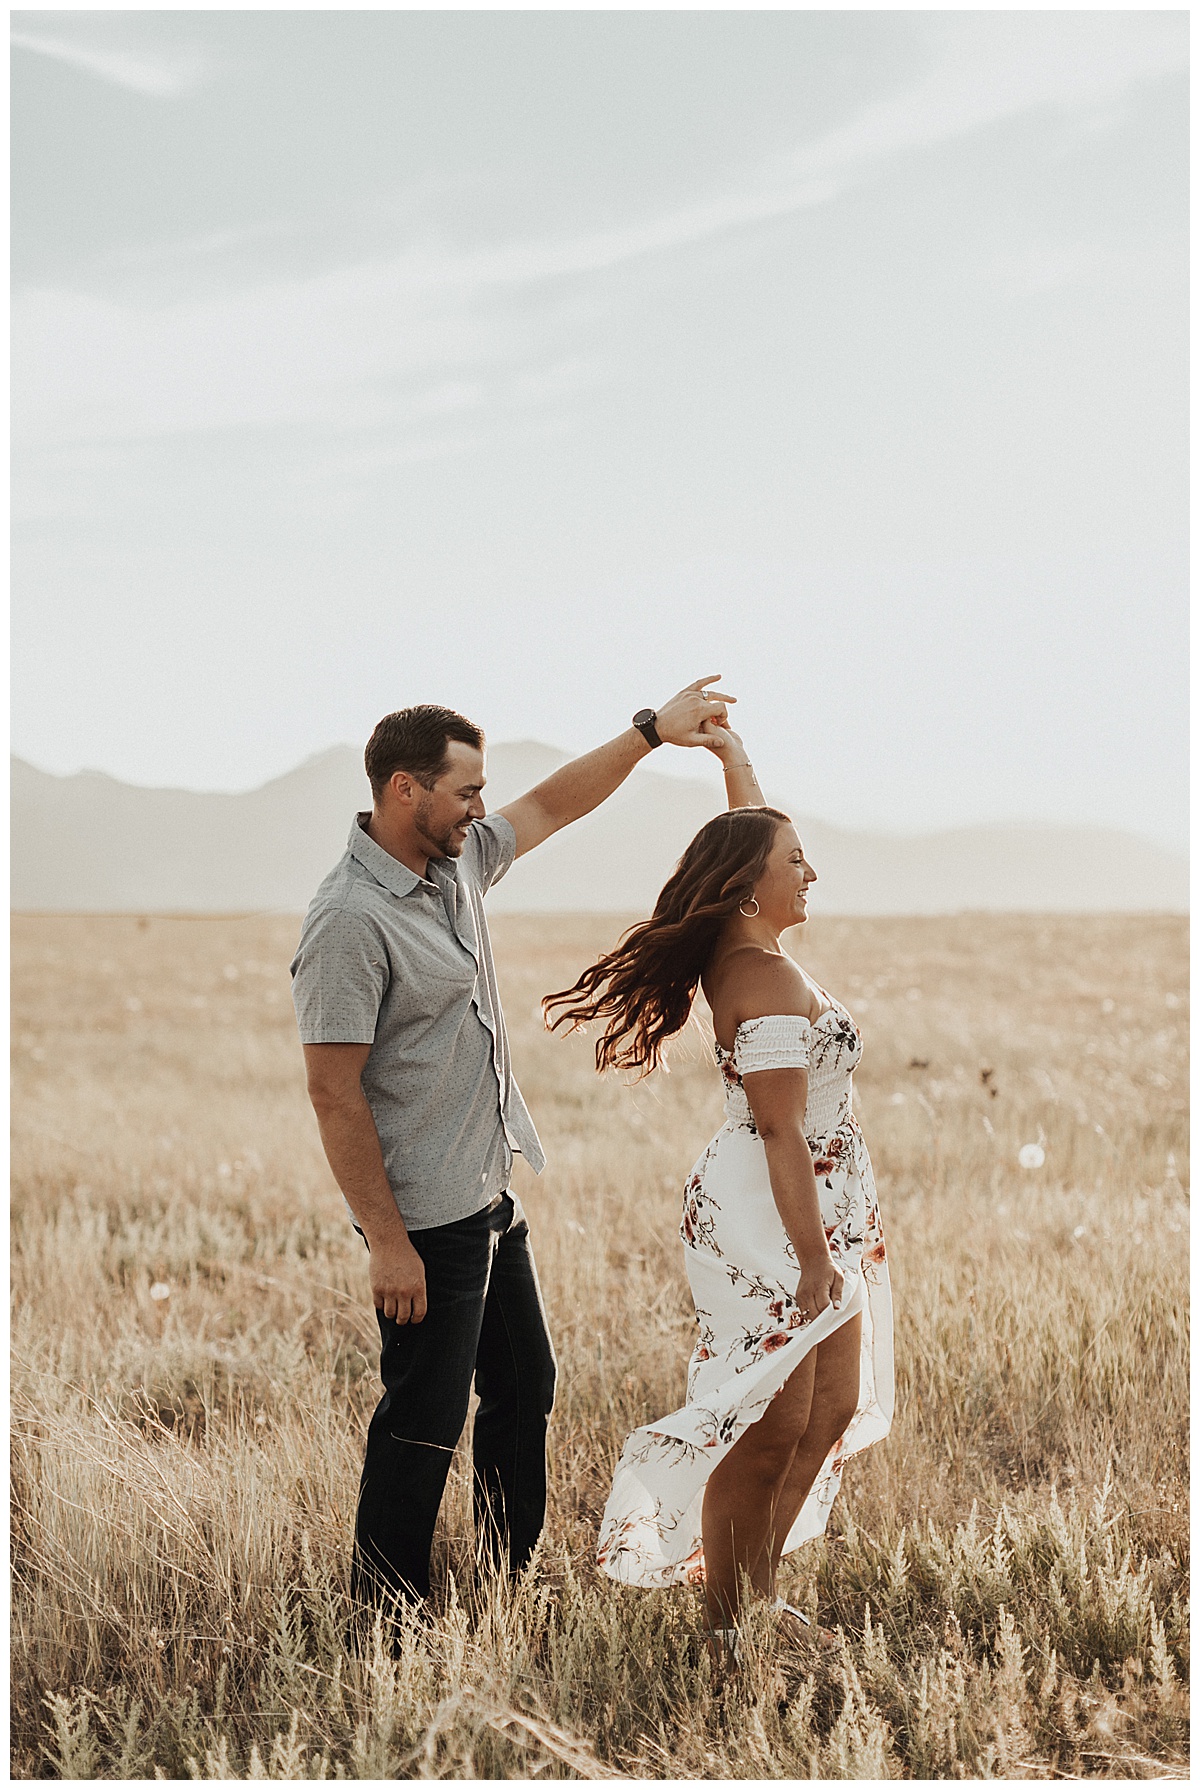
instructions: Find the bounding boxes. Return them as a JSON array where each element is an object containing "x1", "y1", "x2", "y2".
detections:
[{"x1": 632, "y1": 708, "x2": 662, "y2": 749}]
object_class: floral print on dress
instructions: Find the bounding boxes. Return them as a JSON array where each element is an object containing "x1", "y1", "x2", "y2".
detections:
[
  {"x1": 597, "y1": 993, "x2": 895, "y2": 1588},
  {"x1": 680, "y1": 1140, "x2": 725, "y2": 1257}
]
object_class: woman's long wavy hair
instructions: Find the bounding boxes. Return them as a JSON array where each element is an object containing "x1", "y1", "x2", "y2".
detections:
[{"x1": 543, "y1": 806, "x2": 791, "y2": 1077}]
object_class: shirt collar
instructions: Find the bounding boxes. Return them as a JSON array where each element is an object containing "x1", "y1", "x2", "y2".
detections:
[{"x1": 347, "y1": 813, "x2": 439, "y2": 900}]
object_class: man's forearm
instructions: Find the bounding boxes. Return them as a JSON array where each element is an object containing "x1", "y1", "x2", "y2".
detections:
[
  {"x1": 311, "y1": 1091, "x2": 411, "y2": 1249},
  {"x1": 525, "y1": 727, "x2": 650, "y2": 832},
  {"x1": 499, "y1": 679, "x2": 729, "y2": 856}
]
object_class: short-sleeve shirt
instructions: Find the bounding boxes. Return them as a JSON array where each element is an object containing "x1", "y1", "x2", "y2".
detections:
[{"x1": 290, "y1": 812, "x2": 545, "y2": 1230}]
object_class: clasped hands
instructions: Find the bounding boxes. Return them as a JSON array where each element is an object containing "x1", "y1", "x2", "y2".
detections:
[
  {"x1": 650, "y1": 673, "x2": 752, "y2": 766},
  {"x1": 651, "y1": 675, "x2": 737, "y2": 750}
]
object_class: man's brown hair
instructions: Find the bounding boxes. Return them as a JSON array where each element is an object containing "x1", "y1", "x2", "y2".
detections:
[{"x1": 364, "y1": 705, "x2": 485, "y2": 800}]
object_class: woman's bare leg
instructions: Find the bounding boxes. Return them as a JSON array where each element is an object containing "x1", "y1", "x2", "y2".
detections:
[
  {"x1": 757, "y1": 1315, "x2": 862, "y2": 1595},
  {"x1": 701, "y1": 1351, "x2": 816, "y2": 1632}
]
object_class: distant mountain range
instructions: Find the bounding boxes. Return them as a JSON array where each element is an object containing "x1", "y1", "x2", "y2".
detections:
[{"x1": 11, "y1": 746, "x2": 1188, "y2": 915}]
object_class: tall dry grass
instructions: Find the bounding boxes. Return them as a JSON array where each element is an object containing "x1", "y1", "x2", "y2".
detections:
[{"x1": 11, "y1": 910, "x2": 1188, "y2": 1778}]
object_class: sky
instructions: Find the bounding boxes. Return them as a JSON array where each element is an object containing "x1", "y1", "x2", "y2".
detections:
[{"x1": 11, "y1": 8, "x2": 1189, "y2": 849}]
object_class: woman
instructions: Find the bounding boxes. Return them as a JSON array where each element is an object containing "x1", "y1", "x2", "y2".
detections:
[{"x1": 544, "y1": 729, "x2": 893, "y2": 1654}]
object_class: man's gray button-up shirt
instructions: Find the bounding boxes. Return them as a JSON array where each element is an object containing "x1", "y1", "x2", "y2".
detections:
[{"x1": 290, "y1": 812, "x2": 545, "y2": 1231}]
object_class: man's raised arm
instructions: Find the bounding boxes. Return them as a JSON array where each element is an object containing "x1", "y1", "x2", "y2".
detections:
[{"x1": 497, "y1": 675, "x2": 736, "y2": 859}]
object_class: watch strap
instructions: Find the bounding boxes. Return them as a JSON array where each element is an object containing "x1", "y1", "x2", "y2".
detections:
[{"x1": 632, "y1": 708, "x2": 662, "y2": 749}]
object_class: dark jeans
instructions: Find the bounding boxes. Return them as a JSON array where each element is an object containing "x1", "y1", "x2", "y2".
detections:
[{"x1": 350, "y1": 1191, "x2": 557, "y2": 1609}]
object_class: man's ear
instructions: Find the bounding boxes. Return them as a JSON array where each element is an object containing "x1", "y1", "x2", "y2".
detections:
[{"x1": 388, "y1": 769, "x2": 418, "y2": 806}]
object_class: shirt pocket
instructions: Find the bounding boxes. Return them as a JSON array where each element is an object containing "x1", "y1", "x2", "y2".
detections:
[{"x1": 395, "y1": 933, "x2": 479, "y2": 1019}]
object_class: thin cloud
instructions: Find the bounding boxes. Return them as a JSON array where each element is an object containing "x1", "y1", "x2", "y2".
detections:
[
  {"x1": 778, "y1": 11, "x2": 1185, "y2": 183},
  {"x1": 434, "y1": 11, "x2": 1186, "y2": 296},
  {"x1": 62, "y1": 12, "x2": 1186, "y2": 307},
  {"x1": 10, "y1": 26, "x2": 209, "y2": 97},
  {"x1": 12, "y1": 11, "x2": 1185, "y2": 455},
  {"x1": 13, "y1": 274, "x2": 583, "y2": 441}
]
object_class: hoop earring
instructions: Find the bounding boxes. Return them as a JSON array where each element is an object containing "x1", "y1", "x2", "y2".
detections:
[{"x1": 738, "y1": 896, "x2": 760, "y2": 918}]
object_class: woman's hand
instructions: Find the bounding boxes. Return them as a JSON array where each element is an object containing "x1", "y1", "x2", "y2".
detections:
[
  {"x1": 701, "y1": 718, "x2": 765, "y2": 807},
  {"x1": 795, "y1": 1251, "x2": 844, "y2": 1323},
  {"x1": 699, "y1": 716, "x2": 743, "y2": 760}
]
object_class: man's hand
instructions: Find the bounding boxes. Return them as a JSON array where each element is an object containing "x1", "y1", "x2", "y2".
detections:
[
  {"x1": 498, "y1": 674, "x2": 738, "y2": 858},
  {"x1": 370, "y1": 1236, "x2": 428, "y2": 1324},
  {"x1": 654, "y1": 675, "x2": 737, "y2": 748},
  {"x1": 301, "y1": 1044, "x2": 430, "y2": 1321}
]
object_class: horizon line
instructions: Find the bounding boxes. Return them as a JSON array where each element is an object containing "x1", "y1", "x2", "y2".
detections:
[{"x1": 12, "y1": 746, "x2": 1188, "y2": 860}]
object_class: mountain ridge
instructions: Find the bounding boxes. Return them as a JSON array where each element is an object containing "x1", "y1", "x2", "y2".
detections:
[{"x1": 11, "y1": 747, "x2": 1187, "y2": 915}]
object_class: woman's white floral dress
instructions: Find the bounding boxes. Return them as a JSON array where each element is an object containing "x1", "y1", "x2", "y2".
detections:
[{"x1": 597, "y1": 998, "x2": 894, "y2": 1587}]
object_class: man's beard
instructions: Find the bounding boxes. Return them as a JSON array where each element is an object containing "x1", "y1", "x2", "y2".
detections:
[{"x1": 414, "y1": 791, "x2": 464, "y2": 859}]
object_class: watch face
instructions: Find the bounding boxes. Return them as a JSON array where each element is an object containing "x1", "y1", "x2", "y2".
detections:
[{"x1": 633, "y1": 709, "x2": 655, "y2": 727}]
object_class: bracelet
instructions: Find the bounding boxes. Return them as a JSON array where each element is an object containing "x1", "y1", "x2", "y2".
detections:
[{"x1": 723, "y1": 760, "x2": 754, "y2": 770}]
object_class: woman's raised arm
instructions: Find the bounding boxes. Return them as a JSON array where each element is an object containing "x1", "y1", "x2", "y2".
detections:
[{"x1": 701, "y1": 719, "x2": 767, "y2": 809}]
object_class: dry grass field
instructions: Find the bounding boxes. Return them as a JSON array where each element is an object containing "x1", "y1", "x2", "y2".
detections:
[{"x1": 11, "y1": 910, "x2": 1189, "y2": 1779}]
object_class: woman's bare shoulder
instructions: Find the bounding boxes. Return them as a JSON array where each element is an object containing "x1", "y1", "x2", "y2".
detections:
[{"x1": 708, "y1": 947, "x2": 817, "y2": 1044}]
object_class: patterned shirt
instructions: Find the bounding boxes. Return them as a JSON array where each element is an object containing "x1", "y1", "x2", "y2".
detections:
[{"x1": 290, "y1": 812, "x2": 545, "y2": 1230}]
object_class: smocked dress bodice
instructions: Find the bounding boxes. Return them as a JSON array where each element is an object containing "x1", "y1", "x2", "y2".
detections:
[{"x1": 715, "y1": 1002, "x2": 864, "y2": 1144}]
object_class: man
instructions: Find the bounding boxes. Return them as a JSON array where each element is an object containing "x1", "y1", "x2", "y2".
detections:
[{"x1": 290, "y1": 676, "x2": 733, "y2": 1623}]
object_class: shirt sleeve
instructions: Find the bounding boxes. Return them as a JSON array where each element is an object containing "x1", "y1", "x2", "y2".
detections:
[
  {"x1": 460, "y1": 812, "x2": 518, "y2": 892},
  {"x1": 290, "y1": 905, "x2": 390, "y2": 1044}
]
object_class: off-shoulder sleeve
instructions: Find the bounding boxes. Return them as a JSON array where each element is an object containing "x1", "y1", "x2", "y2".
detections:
[{"x1": 733, "y1": 1013, "x2": 812, "y2": 1075}]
